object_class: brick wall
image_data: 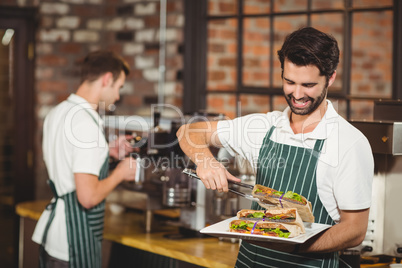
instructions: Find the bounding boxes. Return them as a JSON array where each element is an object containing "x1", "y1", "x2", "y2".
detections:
[
  {"x1": 1, "y1": 0, "x2": 184, "y2": 199},
  {"x1": 205, "y1": 0, "x2": 394, "y2": 120}
]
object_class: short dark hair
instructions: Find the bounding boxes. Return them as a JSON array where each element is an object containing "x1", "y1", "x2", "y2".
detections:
[
  {"x1": 277, "y1": 27, "x2": 339, "y2": 83},
  {"x1": 80, "y1": 50, "x2": 130, "y2": 83}
]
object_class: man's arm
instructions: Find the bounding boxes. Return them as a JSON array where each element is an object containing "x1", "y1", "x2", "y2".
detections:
[
  {"x1": 250, "y1": 208, "x2": 369, "y2": 253},
  {"x1": 300, "y1": 208, "x2": 369, "y2": 253},
  {"x1": 177, "y1": 121, "x2": 240, "y2": 192},
  {"x1": 75, "y1": 157, "x2": 136, "y2": 209}
]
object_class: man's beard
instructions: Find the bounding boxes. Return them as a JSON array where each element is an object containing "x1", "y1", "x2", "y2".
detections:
[{"x1": 285, "y1": 86, "x2": 327, "y2": 116}]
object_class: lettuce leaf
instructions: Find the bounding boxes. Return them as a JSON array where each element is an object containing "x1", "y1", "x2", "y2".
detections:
[
  {"x1": 247, "y1": 212, "x2": 265, "y2": 218},
  {"x1": 273, "y1": 190, "x2": 303, "y2": 202}
]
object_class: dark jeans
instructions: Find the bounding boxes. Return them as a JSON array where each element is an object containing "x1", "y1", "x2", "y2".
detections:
[{"x1": 44, "y1": 251, "x2": 69, "y2": 268}]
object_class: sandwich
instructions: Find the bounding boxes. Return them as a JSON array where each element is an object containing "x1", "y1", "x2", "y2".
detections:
[
  {"x1": 229, "y1": 219, "x2": 303, "y2": 238},
  {"x1": 252, "y1": 184, "x2": 307, "y2": 205},
  {"x1": 237, "y1": 208, "x2": 297, "y2": 222},
  {"x1": 252, "y1": 184, "x2": 315, "y2": 223},
  {"x1": 236, "y1": 208, "x2": 306, "y2": 234}
]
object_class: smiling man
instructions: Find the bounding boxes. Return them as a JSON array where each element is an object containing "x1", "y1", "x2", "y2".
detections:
[
  {"x1": 177, "y1": 27, "x2": 374, "y2": 267},
  {"x1": 282, "y1": 62, "x2": 331, "y2": 116}
]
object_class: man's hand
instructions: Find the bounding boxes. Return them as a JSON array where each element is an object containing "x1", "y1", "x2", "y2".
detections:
[
  {"x1": 195, "y1": 157, "x2": 240, "y2": 192},
  {"x1": 112, "y1": 157, "x2": 137, "y2": 182},
  {"x1": 109, "y1": 135, "x2": 135, "y2": 160}
]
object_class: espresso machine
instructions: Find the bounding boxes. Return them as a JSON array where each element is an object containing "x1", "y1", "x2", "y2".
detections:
[
  {"x1": 104, "y1": 111, "x2": 241, "y2": 234},
  {"x1": 105, "y1": 112, "x2": 186, "y2": 232}
]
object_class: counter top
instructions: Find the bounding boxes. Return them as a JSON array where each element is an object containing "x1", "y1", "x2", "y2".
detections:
[{"x1": 16, "y1": 200, "x2": 239, "y2": 268}]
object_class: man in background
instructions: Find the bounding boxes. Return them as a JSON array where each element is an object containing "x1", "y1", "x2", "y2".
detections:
[{"x1": 32, "y1": 50, "x2": 137, "y2": 268}]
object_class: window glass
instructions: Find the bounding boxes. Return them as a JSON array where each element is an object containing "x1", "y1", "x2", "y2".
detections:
[
  {"x1": 202, "y1": 1, "x2": 394, "y2": 121},
  {"x1": 272, "y1": 95, "x2": 287, "y2": 112},
  {"x1": 274, "y1": 0, "x2": 307, "y2": 12},
  {"x1": 273, "y1": 15, "x2": 308, "y2": 87},
  {"x1": 207, "y1": 19, "x2": 238, "y2": 91},
  {"x1": 208, "y1": 0, "x2": 238, "y2": 16},
  {"x1": 243, "y1": 18, "x2": 270, "y2": 87},
  {"x1": 350, "y1": 11, "x2": 393, "y2": 98},
  {"x1": 350, "y1": 100, "x2": 374, "y2": 120},
  {"x1": 352, "y1": 0, "x2": 392, "y2": 8},
  {"x1": 244, "y1": 0, "x2": 271, "y2": 14},
  {"x1": 239, "y1": 94, "x2": 270, "y2": 116},
  {"x1": 328, "y1": 98, "x2": 347, "y2": 118},
  {"x1": 312, "y1": 0, "x2": 344, "y2": 9},
  {"x1": 311, "y1": 13, "x2": 344, "y2": 92},
  {"x1": 206, "y1": 93, "x2": 237, "y2": 119}
]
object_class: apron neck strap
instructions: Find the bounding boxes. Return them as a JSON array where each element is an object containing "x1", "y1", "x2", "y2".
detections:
[
  {"x1": 268, "y1": 126, "x2": 325, "y2": 153},
  {"x1": 313, "y1": 139, "x2": 325, "y2": 153},
  {"x1": 47, "y1": 179, "x2": 58, "y2": 199}
]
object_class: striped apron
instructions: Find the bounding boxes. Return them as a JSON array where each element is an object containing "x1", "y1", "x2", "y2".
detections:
[
  {"x1": 40, "y1": 105, "x2": 109, "y2": 268},
  {"x1": 235, "y1": 126, "x2": 339, "y2": 268}
]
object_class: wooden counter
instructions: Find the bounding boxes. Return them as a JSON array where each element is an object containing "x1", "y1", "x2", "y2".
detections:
[{"x1": 16, "y1": 200, "x2": 239, "y2": 268}]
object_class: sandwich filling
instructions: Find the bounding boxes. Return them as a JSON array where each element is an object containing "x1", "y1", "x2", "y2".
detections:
[
  {"x1": 254, "y1": 187, "x2": 306, "y2": 205},
  {"x1": 230, "y1": 221, "x2": 291, "y2": 238},
  {"x1": 244, "y1": 211, "x2": 295, "y2": 221}
]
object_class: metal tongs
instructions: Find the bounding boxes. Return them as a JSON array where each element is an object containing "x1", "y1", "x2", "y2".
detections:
[{"x1": 183, "y1": 168, "x2": 263, "y2": 203}]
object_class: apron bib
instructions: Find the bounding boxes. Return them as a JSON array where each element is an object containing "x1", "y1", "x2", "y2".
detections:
[
  {"x1": 40, "y1": 103, "x2": 109, "y2": 268},
  {"x1": 235, "y1": 126, "x2": 339, "y2": 268}
]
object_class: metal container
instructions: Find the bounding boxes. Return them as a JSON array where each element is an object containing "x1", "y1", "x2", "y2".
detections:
[
  {"x1": 213, "y1": 193, "x2": 238, "y2": 218},
  {"x1": 163, "y1": 187, "x2": 191, "y2": 207},
  {"x1": 162, "y1": 168, "x2": 192, "y2": 207},
  {"x1": 350, "y1": 121, "x2": 402, "y2": 155}
]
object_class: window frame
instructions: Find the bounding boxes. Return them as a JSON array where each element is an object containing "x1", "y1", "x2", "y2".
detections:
[{"x1": 183, "y1": 0, "x2": 402, "y2": 119}]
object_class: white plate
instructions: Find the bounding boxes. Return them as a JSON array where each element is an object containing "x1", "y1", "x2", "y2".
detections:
[{"x1": 200, "y1": 217, "x2": 331, "y2": 244}]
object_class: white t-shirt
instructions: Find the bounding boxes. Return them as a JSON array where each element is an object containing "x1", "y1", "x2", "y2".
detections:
[
  {"x1": 217, "y1": 100, "x2": 374, "y2": 222},
  {"x1": 32, "y1": 94, "x2": 108, "y2": 261}
]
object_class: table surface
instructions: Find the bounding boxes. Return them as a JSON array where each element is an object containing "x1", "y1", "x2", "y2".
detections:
[
  {"x1": 16, "y1": 200, "x2": 239, "y2": 268},
  {"x1": 17, "y1": 200, "x2": 397, "y2": 268}
]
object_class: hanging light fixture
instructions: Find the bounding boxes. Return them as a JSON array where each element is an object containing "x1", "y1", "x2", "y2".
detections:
[{"x1": 1, "y1": 29, "x2": 15, "y2": 46}]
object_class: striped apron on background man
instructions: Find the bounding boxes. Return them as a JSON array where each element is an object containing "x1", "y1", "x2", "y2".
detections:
[{"x1": 40, "y1": 105, "x2": 109, "y2": 268}]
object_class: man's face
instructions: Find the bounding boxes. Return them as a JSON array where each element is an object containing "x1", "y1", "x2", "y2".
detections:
[
  {"x1": 282, "y1": 59, "x2": 334, "y2": 116},
  {"x1": 100, "y1": 71, "x2": 126, "y2": 110}
]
